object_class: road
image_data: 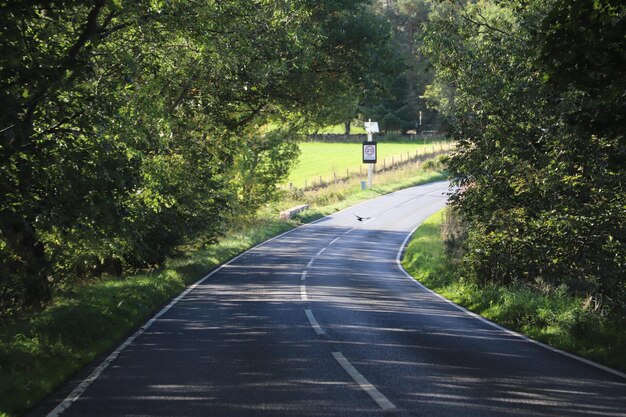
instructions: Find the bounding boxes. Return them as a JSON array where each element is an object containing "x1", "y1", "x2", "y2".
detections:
[{"x1": 35, "y1": 181, "x2": 626, "y2": 417}]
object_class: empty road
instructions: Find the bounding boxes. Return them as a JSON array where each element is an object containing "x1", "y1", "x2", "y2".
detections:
[{"x1": 35, "y1": 181, "x2": 626, "y2": 417}]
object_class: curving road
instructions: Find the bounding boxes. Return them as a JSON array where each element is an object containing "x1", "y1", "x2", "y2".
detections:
[{"x1": 34, "y1": 181, "x2": 626, "y2": 417}]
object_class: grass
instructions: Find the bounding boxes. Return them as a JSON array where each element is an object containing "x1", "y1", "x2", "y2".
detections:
[
  {"x1": 0, "y1": 154, "x2": 449, "y2": 417},
  {"x1": 287, "y1": 139, "x2": 451, "y2": 188},
  {"x1": 402, "y1": 209, "x2": 626, "y2": 373}
]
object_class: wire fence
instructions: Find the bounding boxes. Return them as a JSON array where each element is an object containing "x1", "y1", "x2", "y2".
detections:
[{"x1": 283, "y1": 140, "x2": 454, "y2": 192}]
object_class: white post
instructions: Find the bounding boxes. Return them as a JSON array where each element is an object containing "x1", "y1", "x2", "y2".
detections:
[{"x1": 367, "y1": 119, "x2": 373, "y2": 189}]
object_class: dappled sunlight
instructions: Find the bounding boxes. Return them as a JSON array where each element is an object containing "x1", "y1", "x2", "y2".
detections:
[{"x1": 42, "y1": 181, "x2": 624, "y2": 417}]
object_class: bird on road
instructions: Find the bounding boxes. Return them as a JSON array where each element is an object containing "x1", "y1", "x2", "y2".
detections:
[{"x1": 354, "y1": 214, "x2": 372, "y2": 222}]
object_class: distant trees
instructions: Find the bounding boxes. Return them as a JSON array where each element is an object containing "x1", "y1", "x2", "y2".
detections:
[
  {"x1": 359, "y1": 0, "x2": 442, "y2": 133},
  {"x1": 423, "y1": 0, "x2": 625, "y2": 310},
  {"x1": 0, "y1": 1, "x2": 391, "y2": 312}
]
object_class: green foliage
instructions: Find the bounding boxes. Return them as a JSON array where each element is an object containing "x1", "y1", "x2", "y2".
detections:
[
  {"x1": 403, "y1": 209, "x2": 626, "y2": 373},
  {"x1": 359, "y1": 0, "x2": 444, "y2": 133},
  {"x1": 0, "y1": 0, "x2": 393, "y2": 312},
  {"x1": 422, "y1": 0, "x2": 626, "y2": 310}
]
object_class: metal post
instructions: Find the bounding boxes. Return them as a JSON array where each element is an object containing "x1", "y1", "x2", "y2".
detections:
[{"x1": 367, "y1": 119, "x2": 373, "y2": 189}]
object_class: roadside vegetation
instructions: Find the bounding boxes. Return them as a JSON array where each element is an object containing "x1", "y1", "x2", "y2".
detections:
[
  {"x1": 422, "y1": 0, "x2": 625, "y2": 327},
  {"x1": 402, "y1": 209, "x2": 626, "y2": 373}
]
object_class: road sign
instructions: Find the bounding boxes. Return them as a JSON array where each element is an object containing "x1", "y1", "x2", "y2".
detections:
[
  {"x1": 364, "y1": 121, "x2": 379, "y2": 133},
  {"x1": 363, "y1": 141, "x2": 377, "y2": 163}
]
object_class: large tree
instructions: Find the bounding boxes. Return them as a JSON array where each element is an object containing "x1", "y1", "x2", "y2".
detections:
[
  {"x1": 0, "y1": 0, "x2": 391, "y2": 311},
  {"x1": 423, "y1": 0, "x2": 625, "y2": 308}
]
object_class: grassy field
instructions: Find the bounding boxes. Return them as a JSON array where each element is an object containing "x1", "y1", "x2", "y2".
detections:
[
  {"x1": 0, "y1": 154, "x2": 448, "y2": 417},
  {"x1": 402, "y1": 209, "x2": 626, "y2": 374},
  {"x1": 287, "y1": 140, "x2": 451, "y2": 188}
]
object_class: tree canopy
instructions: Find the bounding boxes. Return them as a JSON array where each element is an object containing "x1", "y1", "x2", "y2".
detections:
[
  {"x1": 0, "y1": 0, "x2": 392, "y2": 311},
  {"x1": 423, "y1": 0, "x2": 625, "y2": 310}
]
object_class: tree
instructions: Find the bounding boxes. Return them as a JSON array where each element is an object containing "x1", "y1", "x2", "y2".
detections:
[
  {"x1": 357, "y1": 0, "x2": 445, "y2": 133},
  {"x1": 0, "y1": 0, "x2": 394, "y2": 312},
  {"x1": 422, "y1": 0, "x2": 625, "y2": 308}
]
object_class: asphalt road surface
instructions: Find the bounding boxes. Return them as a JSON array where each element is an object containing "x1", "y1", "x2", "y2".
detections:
[{"x1": 34, "y1": 181, "x2": 626, "y2": 417}]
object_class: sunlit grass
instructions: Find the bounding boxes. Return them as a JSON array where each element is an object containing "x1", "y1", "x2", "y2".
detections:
[
  {"x1": 402, "y1": 209, "x2": 626, "y2": 373},
  {"x1": 287, "y1": 139, "x2": 450, "y2": 188}
]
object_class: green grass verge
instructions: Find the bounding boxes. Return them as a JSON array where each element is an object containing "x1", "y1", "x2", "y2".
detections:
[
  {"x1": 0, "y1": 158, "x2": 448, "y2": 417},
  {"x1": 288, "y1": 140, "x2": 450, "y2": 187},
  {"x1": 402, "y1": 209, "x2": 626, "y2": 373}
]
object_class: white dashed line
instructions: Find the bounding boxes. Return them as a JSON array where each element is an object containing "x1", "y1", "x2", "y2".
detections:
[
  {"x1": 330, "y1": 237, "x2": 341, "y2": 245},
  {"x1": 332, "y1": 352, "x2": 397, "y2": 411},
  {"x1": 317, "y1": 247, "x2": 326, "y2": 256},
  {"x1": 300, "y1": 284, "x2": 308, "y2": 301},
  {"x1": 304, "y1": 309, "x2": 326, "y2": 335},
  {"x1": 301, "y1": 271, "x2": 307, "y2": 281}
]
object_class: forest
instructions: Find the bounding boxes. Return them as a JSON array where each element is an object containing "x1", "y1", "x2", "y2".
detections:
[{"x1": 1, "y1": 0, "x2": 624, "y2": 321}]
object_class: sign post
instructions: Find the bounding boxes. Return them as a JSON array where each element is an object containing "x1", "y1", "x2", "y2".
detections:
[{"x1": 363, "y1": 120, "x2": 379, "y2": 189}]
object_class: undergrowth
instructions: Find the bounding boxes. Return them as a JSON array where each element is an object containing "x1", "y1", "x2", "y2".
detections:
[{"x1": 402, "y1": 209, "x2": 626, "y2": 373}]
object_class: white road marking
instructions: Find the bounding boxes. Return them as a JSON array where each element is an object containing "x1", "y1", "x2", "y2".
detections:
[
  {"x1": 45, "y1": 218, "x2": 319, "y2": 417},
  {"x1": 382, "y1": 209, "x2": 395, "y2": 216},
  {"x1": 307, "y1": 259, "x2": 314, "y2": 268},
  {"x1": 46, "y1": 181, "x2": 451, "y2": 416},
  {"x1": 301, "y1": 271, "x2": 307, "y2": 281},
  {"x1": 400, "y1": 198, "x2": 415, "y2": 207},
  {"x1": 330, "y1": 237, "x2": 341, "y2": 245},
  {"x1": 317, "y1": 247, "x2": 326, "y2": 256},
  {"x1": 332, "y1": 352, "x2": 397, "y2": 411},
  {"x1": 396, "y1": 223, "x2": 626, "y2": 380},
  {"x1": 300, "y1": 284, "x2": 308, "y2": 301},
  {"x1": 305, "y1": 309, "x2": 326, "y2": 335}
]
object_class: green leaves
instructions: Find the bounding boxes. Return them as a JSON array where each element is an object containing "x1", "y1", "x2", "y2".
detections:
[
  {"x1": 1, "y1": 0, "x2": 391, "y2": 311},
  {"x1": 422, "y1": 0, "x2": 626, "y2": 310}
]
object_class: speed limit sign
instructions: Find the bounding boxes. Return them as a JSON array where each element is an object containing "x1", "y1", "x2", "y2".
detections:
[{"x1": 362, "y1": 141, "x2": 377, "y2": 163}]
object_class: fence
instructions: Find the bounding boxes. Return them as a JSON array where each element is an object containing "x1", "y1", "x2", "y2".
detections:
[{"x1": 284, "y1": 140, "x2": 453, "y2": 192}]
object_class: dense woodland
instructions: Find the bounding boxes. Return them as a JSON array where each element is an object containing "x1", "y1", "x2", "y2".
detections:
[{"x1": 1, "y1": 0, "x2": 624, "y2": 320}]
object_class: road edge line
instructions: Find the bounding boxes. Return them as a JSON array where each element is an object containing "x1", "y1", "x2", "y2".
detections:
[{"x1": 395, "y1": 217, "x2": 626, "y2": 380}]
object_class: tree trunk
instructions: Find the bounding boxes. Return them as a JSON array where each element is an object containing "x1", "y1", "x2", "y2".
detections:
[
  {"x1": 0, "y1": 215, "x2": 52, "y2": 306},
  {"x1": 344, "y1": 121, "x2": 351, "y2": 135}
]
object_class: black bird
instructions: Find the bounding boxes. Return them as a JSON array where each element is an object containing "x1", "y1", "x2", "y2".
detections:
[{"x1": 354, "y1": 214, "x2": 371, "y2": 222}]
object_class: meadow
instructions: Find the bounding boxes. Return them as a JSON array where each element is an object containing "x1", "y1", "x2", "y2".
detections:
[{"x1": 287, "y1": 139, "x2": 451, "y2": 188}]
